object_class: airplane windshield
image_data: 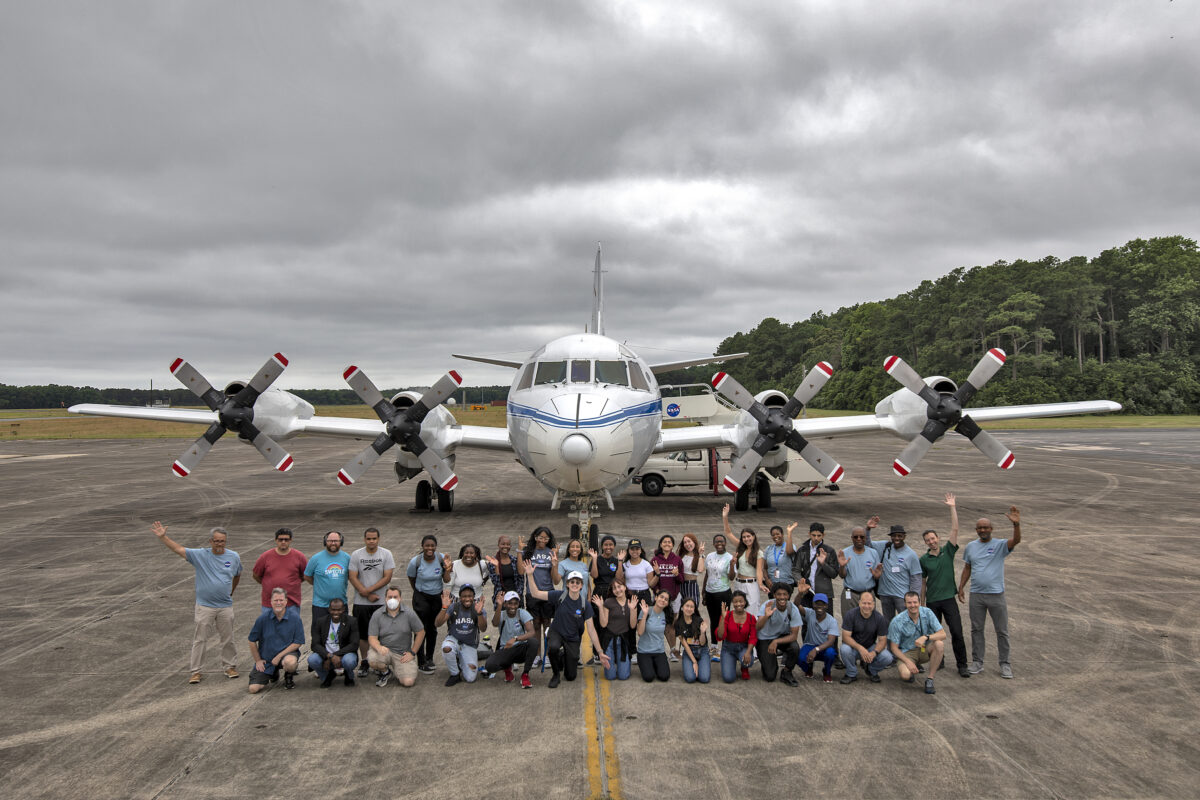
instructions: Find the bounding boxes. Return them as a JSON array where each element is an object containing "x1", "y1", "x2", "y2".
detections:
[
  {"x1": 629, "y1": 363, "x2": 650, "y2": 392},
  {"x1": 535, "y1": 361, "x2": 567, "y2": 385},
  {"x1": 515, "y1": 363, "x2": 534, "y2": 391},
  {"x1": 595, "y1": 360, "x2": 628, "y2": 386},
  {"x1": 570, "y1": 360, "x2": 591, "y2": 383}
]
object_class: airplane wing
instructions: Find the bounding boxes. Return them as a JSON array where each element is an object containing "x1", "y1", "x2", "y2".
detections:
[
  {"x1": 647, "y1": 352, "x2": 748, "y2": 374},
  {"x1": 67, "y1": 404, "x2": 217, "y2": 426},
  {"x1": 961, "y1": 400, "x2": 1121, "y2": 423}
]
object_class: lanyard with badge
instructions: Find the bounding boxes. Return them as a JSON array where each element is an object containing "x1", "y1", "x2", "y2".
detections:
[{"x1": 770, "y1": 545, "x2": 785, "y2": 581}]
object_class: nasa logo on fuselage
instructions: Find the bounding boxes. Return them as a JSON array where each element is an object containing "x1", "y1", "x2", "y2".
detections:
[{"x1": 666, "y1": 403, "x2": 681, "y2": 417}]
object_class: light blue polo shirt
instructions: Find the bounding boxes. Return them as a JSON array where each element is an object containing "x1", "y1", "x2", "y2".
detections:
[
  {"x1": 185, "y1": 547, "x2": 242, "y2": 608},
  {"x1": 887, "y1": 606, "x2": 943, "y2": 652},
  {"x1": 757, "y1": 600, "x2": 802, "y2": 640},
  {"x1": 963, "y1": 538, "x2": 1011, "y2": 594}
]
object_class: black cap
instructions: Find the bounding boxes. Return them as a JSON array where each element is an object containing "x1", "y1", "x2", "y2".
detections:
[{"x1": 889, "y1": 524, "x2": 907, "y2": 535}]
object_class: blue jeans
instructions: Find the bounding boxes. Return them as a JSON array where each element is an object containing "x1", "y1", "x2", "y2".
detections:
[
  {"x1": 682, "y1": 644, "x2": 711, "y2": 683},
  {"x1": 604, "y1": 637, "x2": 631, "y2": 681},
  {"x1": 839, "y1": 642, "x2": 894, "y2": 677},
  {"x1": 442, "y1": 636, "x2": 479, "y2": 681},
  {"x1": 799, "y1": 644, "x2": 837, "y2": 676},
  {"x1": 307, "y1": 651, "x2": 358, "y2": 681},
  {"x1": 720, "y1": 642, "x2": 750, "y2": 683}
]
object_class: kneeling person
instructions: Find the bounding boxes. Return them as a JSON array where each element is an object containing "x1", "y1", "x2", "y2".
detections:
[
  {"x1": 436, "y1": 584, "x2": 488, "y2": 686},
  {"x1": 368, "y1": 587, "x2": 425, "y2": 688},
  {"x1": 799, "y1": 593, "x2": 840, "y2": 682},
  {"x1": 247, "y1": 588, "x2": 304, "y2": 693},
  {"x1": 524, "y1": 565, "x2": 610, "y2": 688},
  {"x1": 483, "y1": 591, "x2": 538, "y2": 685},
  {"x1": 888, "y1": 591, "x2": 946, "y2": 694},
  {"x1": 755, "y1": 583, "x2": 802, "y2": 686},
  {"x1": 307, "y1": 598, "x2": 360, "y2": 687},
  {"x1": 839, "y1": 591, "x2": 894, "y2": 684}
]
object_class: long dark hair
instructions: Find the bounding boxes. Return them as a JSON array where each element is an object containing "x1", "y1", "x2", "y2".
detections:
[
  {"x1": 680, "y1": 533, "x2": 700, "y2": 573},
  {"x1": 522, "y1": 526, "x2": 556, "y2": 561},
  {"x1": 735, "y1": 528, "x2": 759, "y2": 567},
  {"x1": 653, "y1": 534, "x2": 675, "y2": 559}
]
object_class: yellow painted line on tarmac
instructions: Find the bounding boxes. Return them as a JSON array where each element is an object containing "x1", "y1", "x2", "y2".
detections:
[{"x1": 582, "y1": 666, "x2": 622, "y2": 799}]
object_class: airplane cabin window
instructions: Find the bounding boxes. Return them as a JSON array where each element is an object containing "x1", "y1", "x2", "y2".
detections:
[
  {"x1": 629, "y1": 363, "x2": 650, "y2": 392},
  {"x1": 535, "y1": 361, "x2": 567, "y2": 384},
  {"x1": 595, "y1": 360, "x2": 629, "y2": 386},
  {"x1": 570, "y1": 360, "x2": 591, "y2": 383},
  {"x1": 515, "y1": 363, "x2": 534, "y2": 391}
]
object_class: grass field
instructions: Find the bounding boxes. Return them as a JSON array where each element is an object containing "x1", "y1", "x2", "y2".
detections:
[{"x1": 0, "y1": 404, "x2": 1195, "y2": 441}]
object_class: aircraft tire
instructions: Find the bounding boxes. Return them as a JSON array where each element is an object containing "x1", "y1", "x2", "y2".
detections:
[
  {"x1": 436, "y1": 486, "x2": 454, "y2": 512},
  {"x1": 755, "y1": 474, "x2": 772, "y2": 510},
  {"x1": 415, "y1": 479, "x2": 433, "y2": 511},
  {"x1": 640, "y1": 475, "x2": 665, "y2": 497},
  {"x1": 570, "y1": 524, "x2": 581, "y2": 540},
  {"x1": 734, "y1": 482, "x2": 751, "y2": 512},
  {"x1": 588, "y1": 524, "x2": 599, "y2": 552}
]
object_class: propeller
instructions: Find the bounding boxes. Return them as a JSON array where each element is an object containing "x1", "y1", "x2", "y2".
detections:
[
  {"x1": 169, "y1": 353, "x2": 294, "y2": 476},
  {"x1": 884, "y1": 347, "x2": 1013, "y2": 476},
  {"x1": 336, "y1": 366, "x2": 462, "y2": 489},
  {"x1": 710, "y1": 362, "x2": 844, "y2": 492}
]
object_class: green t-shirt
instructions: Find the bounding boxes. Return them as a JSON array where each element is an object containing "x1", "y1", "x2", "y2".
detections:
[{"x1": 919, "y1": 542, "x2": 958, "y2": 603}]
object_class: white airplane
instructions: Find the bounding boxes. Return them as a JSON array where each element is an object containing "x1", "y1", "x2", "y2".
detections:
[{"x1": 70, "y1": 247, "x2": 1121, "y2": 536}]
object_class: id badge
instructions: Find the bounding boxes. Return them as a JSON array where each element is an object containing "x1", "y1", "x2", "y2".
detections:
[
  {"x1": 845, "y1": 589, "x2": 852, "y2": 600},
  {"x1": 890, "y1": 566, "x2": 901, "y2": 573},
  {"x1": 773, "y1": 569, "x2": 780, "y2": 579}
]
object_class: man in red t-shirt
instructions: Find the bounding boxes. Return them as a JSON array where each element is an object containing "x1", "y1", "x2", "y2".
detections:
[{"x1": 252, "y1": 528, "x2": 308, "y2": 609}]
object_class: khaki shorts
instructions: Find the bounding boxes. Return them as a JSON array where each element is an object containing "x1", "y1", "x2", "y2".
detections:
[
  {"x1": 369, "y1": 647, "x2": 419, "y2": 682},
  {"x1": 904, "y1": 647, "x2": 933, "y2": 666}
]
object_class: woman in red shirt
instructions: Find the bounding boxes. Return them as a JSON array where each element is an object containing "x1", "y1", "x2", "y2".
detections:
[{"x1": 716, "y1": 590, "x2": 757, "y2": 682}]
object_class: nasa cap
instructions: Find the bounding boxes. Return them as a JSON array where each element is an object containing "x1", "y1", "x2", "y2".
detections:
[{"x1": 566, "y1": 571, "x2": 585, "y2": 583}]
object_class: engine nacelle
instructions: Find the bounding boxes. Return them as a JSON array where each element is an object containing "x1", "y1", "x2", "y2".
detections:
[
  {"x1": 390, "y1": 391, "x2": 423, "y2": 410},
  {"x1": 389, "y1": 392, "x2": 459, "y2": 482},
  {"x1": 754, "y1": 389, "x2": 788, "y2": 408},
  {"x1": 874, "y1": 375, "x2": 957, "y2": 440},
  {"x1": 244, "y1": 388, "x2": 316, "y2": 440}
]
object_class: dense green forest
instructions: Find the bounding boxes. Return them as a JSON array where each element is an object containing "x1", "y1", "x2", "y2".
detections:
[{"x1": 4, "y1": 236, "x2": 1197, "y2": 414}]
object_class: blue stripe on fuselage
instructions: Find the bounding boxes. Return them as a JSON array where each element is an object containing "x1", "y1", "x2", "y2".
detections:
[{"x1": 507, "y1": 398, "x2": 662, "y2": 429}]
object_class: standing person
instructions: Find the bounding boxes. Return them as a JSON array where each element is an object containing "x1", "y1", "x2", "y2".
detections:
[
  {"x1": 483, "y1": 591, "x2": 537, "y2": 686},
  {"x1": 755, "y1": 583, "x2": 802, "y2": 686},
  {"x1": 349, "y1": 527, "x2": 394, "y2": 678},
  {"x1": 703, "y1": 533, "x2": 734, "y2": 660},
  {"x1": 589, "y1": 535, "x2": 623, "y2": 599},
  {"x1": 559, "y1": 538, "x2": 591, "y2": 598},
  {"x1": 484, "y1": 535, "x2": 525, "y2": 607},
  {"x1": 367, "y1": 586, "x2": 425, "y2": 688},
  {"x1": 798, "y1": 594, "x2": 841, "y2": 683},
  {"x1": 251, "y1": 528, "x2": 307, "y2": 611},
  {"x1": 522, "y1": 526, "x2": 560, "y2": 668},
  {"x1": 959, "y1": 506, "x2": 1022, "y2": 678},
  {"x1": 724, "y1": 504, "x2": 766, "y2": 611},
  {"x1": 247, "y1": 588, "x2": 304, "y2": 692},
  {"x1": 406, "y1": 535, "x2": 446, "y2": 674},
  {"x1": 920, "y1": 494, "x2": 970, "y2": 678},
  {"x1": 307, "y1": 598, "x2": 359, "y2": 688},
  {"x1": 674, "y1": 597, "x2": 711, "y2": 684},
  {"x1": 621, "y1": 539, "x2": 657, "y2": 606},
  {"x1": 635, "y1": 591, "x2": 674, "y2": 682},
  {"x1": 304, "y1": 531, "x2": 350, "y2": 628},
  {"x1": 443, "y1": 543, "x2": 489, "y2": 600},
  {"x1": 839, "y1": 591, "x2": 894, "y2": 684},
  {"x1": 837, "y1": 527, "x2": 884, "y2": 620},
  {"x1": 651, "y1": 535, "x2": 684, "y2": 613},
  {"x1": 793, "y1": 522, "x2": 838, "y2": 610},
  {"x1": 151, "y1": 521, "x2": 242, "y2": 684},
  {"x1": 716, "y1": 591, "x2": 757, "y2": 683},
  {"x1": 678, "y1": 534, "x2": 705, "y2": 613},
  {"x1": 435, "y1": 584, "x2": 487, "y2": 686},
  {"x1": 523, "y1": 566, "x2": 610, "y2": 688},
  {"x1": 764, "y1": 524, "x2": 797, "y2": 599},
  {"x1": 887, "y1": 591, "x2": 946, "y2": 695},
  {"x1": 594, "y1": 581, "x2": 636, "y2": 682},
  {"x1": 867, "y1": 523, "x2": 923, "y2": 620}
]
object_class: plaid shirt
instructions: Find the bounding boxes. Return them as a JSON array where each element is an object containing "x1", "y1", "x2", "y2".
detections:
[{"x1": 485, "y1": 554, "x2": 526, "y2": 602}]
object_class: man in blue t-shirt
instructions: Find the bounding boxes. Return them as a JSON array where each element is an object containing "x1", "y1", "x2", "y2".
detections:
[
  {"x1": 888, "y1": 592, "x2": 946, "y2": 695},
  {"x1": 152, "y1": 521, "x2": 242, "y2": 685},
  {"x1": 304, "y1": 530, "x2": 351, "y2": 628},
  {"x1": 958, "y1": 506, "x2": 1022, "y2": 678}
]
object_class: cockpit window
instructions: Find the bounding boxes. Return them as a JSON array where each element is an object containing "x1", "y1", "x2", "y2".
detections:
[
  {"x1": 595, "y1": 360, "x2": 628, "y2": 386},
  {"x1": 570, "y1": 360, "x2": 591, "y2": 383},
  {"x1": 515, "y1": 363, "x2": 534, "y2": 391},
  {"x1": 535, "y1": 361, "x2": 567, "y2": 385},
  {"x1": 629, "y1": 362, "x2": 650, "y2": 392}
]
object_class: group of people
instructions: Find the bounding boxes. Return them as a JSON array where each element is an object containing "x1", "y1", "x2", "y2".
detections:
[{"x1": 159, "y1": 491, "x2": 1021, "y2": 697}]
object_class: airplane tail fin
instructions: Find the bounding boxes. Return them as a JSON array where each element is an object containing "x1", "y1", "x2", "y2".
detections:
[{"x1": 589, "y1": 243, "x2": 604, "y2": 336}]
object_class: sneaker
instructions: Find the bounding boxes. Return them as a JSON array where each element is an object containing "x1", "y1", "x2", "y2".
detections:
[
  {"x1": 419, "y1": 662, "x2": 436, "y2": 675},
  {"x1": 445, "y1": 674, "x2": 461, "y2": 687},
  {"x1": 224, "y1": 667, "x2": 239, "y2": 679},
  {"x1": 630, "y1": 654, "x2": 638, "y2": 665},
  {"x1": 548, "y1": 674, "x2": 561, "y2": 689},
  {"x1": 958, "y1": 666, "x2": 971, "y2": 678},
  {"x1": 834, "y1": 659, "x2": 845, "y2": 670},
  {"x1": 779, "y1": 670, "x2": 798, "y2": 687},
  {"x1": 375, "y1": 670, "x2": 392, "y2": 687},
  {"x1": 321, "y1": 671, "x2": 336, "y2": 688},
  {"x1": 504, "y1": 667, "x2": 515, "y2": 683},
  {"x1": 968, "y1": 661, "x2": 984, "y2": 675},
  {"x1": 521, "y1": 673, "x2": 532, "y2": 689},
  {"x1": 1000, "y1": 664, "x2": 1013, "y2": 679},
  {"x1": 188, "y1": 672, "x2": 202, "y2": 685},
  {"x1": 925, "y1": 678, "x2": 936, "y2": 694},
  {"x1": 822, "y1": 674, "x2": 832, "y2": 684},
  {"x1": 283, "y1": 673, "x2": 295, "y2": 690},
  {"x1": 869, "y1": 673, "x2": 881, "y2": 683},
  {"x1": 740, "y1": 667, "x2": 750, "y2": 681},
  {"x1": 802, "y1": 668, "x2": 814, "y2": 679},
  {"x1": 357, "y1": 663, "x2": 371, "y2": 678},
  {"x1": 711, "y1": 652, "x2": 721, "y2": 663},
  {"x1": 668, "y1": 651, "x2": 679, "y2": 663},
  {"x1": 344, "y1": 671, "x2": 355, "y2": 687},
  {"x1": 840, "y1": 675, "x2": 857, "y2": 685}
]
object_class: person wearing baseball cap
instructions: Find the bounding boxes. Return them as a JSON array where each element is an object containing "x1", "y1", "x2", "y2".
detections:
[
  {"x1": 798, "y1": 592, "x2": 840, "y2": 683},
  {"x1": 524, "y1": 564, "x2": 610, "y2": 688},
  {"x1": 482, "y1": 591, "x2": 539, "y2": 687}
]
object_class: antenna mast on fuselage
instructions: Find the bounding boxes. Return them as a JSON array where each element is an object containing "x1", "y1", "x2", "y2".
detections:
[{"x1": 589, "y1": 243, "x2": 604, "y2": 336}]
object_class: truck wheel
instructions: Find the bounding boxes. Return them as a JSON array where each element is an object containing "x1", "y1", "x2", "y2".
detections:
[
  {"x1": 436, "y1": 487, "x2": 454, "y2": 512},
  {"x1": 641, "y1": 475, "x2": 665, "y2": 497},
  {"x1": 755, "y1": 474, "x2": 772, "y2": 510},
  {"x1": 414, "y1": 479, "x2": 433, "y2": 511},
  {"x1": 734, "y1": 482, "x2": 751, "y2": 512}
]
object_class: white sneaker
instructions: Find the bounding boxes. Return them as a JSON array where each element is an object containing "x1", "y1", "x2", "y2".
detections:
[
  {"x1": 668, "y1": 651, "x2": 679, "y2": 663},
  {"x1": 631, "y1": 654, "x2": 638, "y2": 665}
]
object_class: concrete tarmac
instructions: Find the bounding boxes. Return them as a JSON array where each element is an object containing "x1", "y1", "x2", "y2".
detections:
[{"x1": 1, "y1": 429, "x2": 1197, "y2": 799}]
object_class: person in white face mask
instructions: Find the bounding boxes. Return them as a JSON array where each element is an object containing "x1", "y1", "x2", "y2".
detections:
[{"x1": 367, "y1": 586, "x2": 425, "y2": 687}]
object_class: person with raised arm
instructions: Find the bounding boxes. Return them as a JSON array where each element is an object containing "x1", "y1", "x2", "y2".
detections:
[
  {"x1": 593, "y1": 580, "x2": 636, "y2": 681},
  {"x1": 482, "y1": 590, "x2": 537, "y2": 686},
  {"x1": 523, "y1": 562, "x2": 610, "y2": 688},
  {"x1": 483, "y1": 534, "x2": 524, "y2": 607},
  {"x1": 724, "y1": 504, "x2": 767, "y2": 610},
  {"x1": 435, "y1": 584, "x2": 488, "y2": 686},
  {"x1": 959, "y1": 506, "x2": 1022, "y2": 678},
  {"x1": 920, "y1": 493, "x2": 970, "y2": 678},
  {"x1": 635, "y1": 590, "x2": 675, "y2": 682},
  {"x1": 716, "y1": 591, "x2": 757, "y2": 683}
]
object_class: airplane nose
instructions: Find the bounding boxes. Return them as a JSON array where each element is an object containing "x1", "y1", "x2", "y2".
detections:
[{"x1": 560, "y1": 433, "x2": 594, "y2": 466}]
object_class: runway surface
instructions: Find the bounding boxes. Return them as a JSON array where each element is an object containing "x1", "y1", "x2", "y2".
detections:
[{"x1": 1, "y1": 429, "x2": 1197, "y2": 799}]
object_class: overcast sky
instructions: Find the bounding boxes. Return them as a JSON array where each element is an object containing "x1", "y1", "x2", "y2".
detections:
[{"x1": 2, "y1": 1, "x2": 1195, "y2": 390}]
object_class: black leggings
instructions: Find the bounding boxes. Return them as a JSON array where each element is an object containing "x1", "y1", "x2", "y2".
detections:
[
  {"x1": 637, "y1": 651, "x2": 670, "y2": 682},
  {"x1": 704, "y1": 589, "x2": 731, "y2": 640},
  {"x1": 546, "y1": 631, "x2": 582, "y2": 681},
  {"x1": 484, "y1": 640, "x2": 537, "y2": 675},
  {"x1": 412, "y1": 591, "x2": 441, "y2": 666}
]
